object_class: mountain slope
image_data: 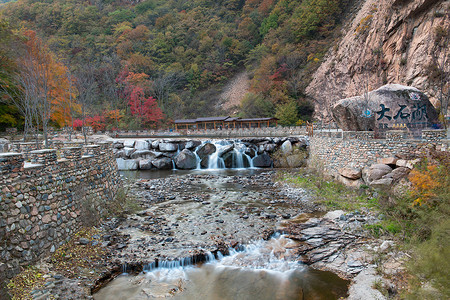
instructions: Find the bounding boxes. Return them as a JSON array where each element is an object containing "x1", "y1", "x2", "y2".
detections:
[{"x1": 306, "y1": 0, "x2": 450, "y2": 120}]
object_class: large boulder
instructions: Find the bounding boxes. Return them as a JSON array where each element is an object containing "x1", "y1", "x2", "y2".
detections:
[
  {"x1": 130, "y1": 150, "x2": 155, "y2": 159},
  {"x1": 151, "y1": 157, "x2": 173, "y2": 170},
  {"x1": 123, "y1": 147, "x2": 136, "y2": 157},
  {"x1": 196, "y1": 143, "x2": 216, "y2": 160},
  {"x1": 113, "y1": 141, "x2": 124, "y2": 149},
  {"x1": 159, "y1": 142, "x2": 178, "y2": 152},
  {"x1": 185, "y1": 140, "x2": 202, "y2": 150},
  {"x1": 123, "y1": 140, "x2": 135, "y2": 148},
  {"x1": 364, "y1": 164, "x2": 393, "y2": 183},
  {"x1": 285, "y1": 154, "x2": 306, "y2": 168},
  {"x1": 253, "y1": 153, "x2": 273, "y2": 168},
  {"x1": 116, "y1": 158, "x2": 138, "y2": 170},
  {"x1": 151, "y1": 140, "x2": 160, "y2": 149},
  {"x1": 331, "y1": 84, "x2": 439, "y2": 131},
  {"x1": 281, "y1": 140, "x2": 293, "y2": 155},
  {"x1": 339, "y1": 167, "x2": 362, "y2": 180},
  {"x1": 134, "y1": 140, "x2": 149, "y2": 150},
  {"x1": 139, "y1": 159, "x2": 153, "y2": 170},
  {"x1": 174, "y1": 149, "x2": 197, "y2": 170}
]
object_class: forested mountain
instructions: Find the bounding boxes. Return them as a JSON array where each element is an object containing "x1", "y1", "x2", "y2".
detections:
[{"x1": 0, "y1": 0, "x2": 353, "y2": 130}]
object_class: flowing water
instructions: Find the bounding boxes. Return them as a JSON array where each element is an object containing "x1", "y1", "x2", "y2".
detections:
[
  {"x1": 104, "y1": 165, "x2": 350, "y2": 299},
  {"x1": 94, "y1": 235, "x2": 349, "y2": 300}
]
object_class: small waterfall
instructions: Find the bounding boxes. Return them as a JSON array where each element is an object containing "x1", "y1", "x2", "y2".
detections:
[
  {"x1": 194, "y1": 139, "x2": 257, "y2": 170},
  {"x1": 207, "y1": 148, "x2": 225, "y2": 169},
  {"x1": 172, "y1": 144, "x2": 181, "y2": 170},
  {"x1": 142, "y1": 251, "x2": 219, "y2": 273}
]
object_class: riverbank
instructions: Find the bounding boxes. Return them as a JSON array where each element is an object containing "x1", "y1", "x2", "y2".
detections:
[{"x1": 6, "y1": 169, "x2": 406, "y2": 299}]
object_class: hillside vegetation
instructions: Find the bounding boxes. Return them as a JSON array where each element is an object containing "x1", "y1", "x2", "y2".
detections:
[{"x1": 0, "y1": 0, "x2": 352, "y2": 131}]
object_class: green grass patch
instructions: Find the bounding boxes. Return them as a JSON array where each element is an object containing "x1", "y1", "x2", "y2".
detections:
[{"x1": 281, "y1": 169, "x2": 380, "y2": 211}]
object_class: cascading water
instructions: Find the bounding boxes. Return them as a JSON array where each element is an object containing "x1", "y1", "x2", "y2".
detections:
[
  {"x1": 193, "y1": 139, "x2": 258, "y2": 170},
  {"x1": 94, "y1": 234, "x2": 349, "y2": 300}
]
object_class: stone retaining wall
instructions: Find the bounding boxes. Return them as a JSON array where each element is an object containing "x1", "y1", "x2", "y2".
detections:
[
  {"x1": 310, "y1": 130, "x2": 449, "y2": 176},
  {"x1": 0, "y1": 143, "x2": 120, "y2": 282}
]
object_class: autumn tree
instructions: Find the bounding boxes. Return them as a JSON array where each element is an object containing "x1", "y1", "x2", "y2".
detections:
[
  {"x1": 128, "y1": 86, "x2": 163, "y2": 128},
  {"x1": 74, "y1": 62, "x2": 98, "y2": 144}
]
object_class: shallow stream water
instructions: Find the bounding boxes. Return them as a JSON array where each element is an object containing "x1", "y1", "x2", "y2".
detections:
[
  {"x1": 96, "y1": 169, "x2": 350, "y2": 299},
  {"x1": 95, "y1": 235, "x2": 348, "y2": 300}
]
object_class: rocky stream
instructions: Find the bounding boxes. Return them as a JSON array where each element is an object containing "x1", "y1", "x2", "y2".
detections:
[{"x1": 26, "y1": 169, "x2": 403, "y2": 300}]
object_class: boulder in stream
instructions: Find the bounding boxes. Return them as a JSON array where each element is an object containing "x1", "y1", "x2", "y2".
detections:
[
  {"x1": 196, "y1": 143, "x2": 216, "y2": 160},
  {"x1": 174, "y1": 149, "x2": 197, "y2": 169},
  {"x1": 159, "y1": 142, "x2": 178, "y2": 152},
  {"x1": 253, "y1": 153, "x2": 272, "y2": 168},
  {"x1": 152, "y1": 157, "x2": 173, "y2": 170},
  {"x1": 116, "y1": 158, "x2": 138, "y2": 170}
]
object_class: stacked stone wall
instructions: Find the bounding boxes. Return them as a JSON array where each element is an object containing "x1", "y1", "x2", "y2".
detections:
[
  {"x1": 310, "y1": 130, "x2": 449, "y2": 175},
  {"x1": 0, "y1": 144, "x2": 120, "y2": 281}
]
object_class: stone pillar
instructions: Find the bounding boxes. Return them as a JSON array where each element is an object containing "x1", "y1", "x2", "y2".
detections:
[{"x1": 29, "y1": 149, "x2": 57, "y2": 165}]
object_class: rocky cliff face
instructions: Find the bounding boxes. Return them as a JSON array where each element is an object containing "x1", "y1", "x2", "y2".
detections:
[{"x1": 306, "y1": 0, "x2": 449, "y2": 120}]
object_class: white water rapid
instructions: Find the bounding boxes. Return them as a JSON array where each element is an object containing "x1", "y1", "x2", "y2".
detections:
[
  {"x1": 94, "y1": 234, "x2": 349, "y2": 300},
  {"x1": 194, "y1": 140, "x2": 257, "y2": 170}
]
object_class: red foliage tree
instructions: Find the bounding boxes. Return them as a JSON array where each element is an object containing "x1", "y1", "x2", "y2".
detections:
[{"x1": 128, "y1": 86, "x2": 164, "y2": 127}]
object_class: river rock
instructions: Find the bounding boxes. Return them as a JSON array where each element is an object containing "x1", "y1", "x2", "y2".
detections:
[
  {"x1": 244, "y1": 147, "x2": 256, "y2": 158},
  {"x1": 116, "y1": 158, "x2": 138, "y2": 170},
  {"x1": 378, "y1": 157, "x2": 397, "y2": 166},
  {"x1": 253, "y1": 153, "x2": 272, "y2": 168},
  {"x1": 264, "y1": 144, "x2": 277, "y2": 153},
  {"x1": 185, "y1": 140, "x2": 201, "y2": 150},
  {"x1": 139, "y1": 159, "x2": 153, "y2": 170},
  {"x1": 218, "y1": 144, "x2": 234, "y2": 156},
  {"x1": 281, "y1": 140, "x2": 293, "y2": 154},
  {"x1": 331, "y1": 84, "x2": 439, "y2": 131},
  {"x1": 159, "y1": 142, "x2": 178, "y2": 152},
  {"x1": 365, "y1": 164, "x2": 393, "y2": 182},
  {"x1": 196, "y1": 143, "x2": 216, "y2": 160},
  {"x1": 123, "y1": 140, "x2": 135, "y2": 148},
  {"x1": 151, "y1": 140, "x2": 160, "y2": 149},
  {"x1": 174, "y1": 149, "x2": 197, "y2": 169},
  {"x1": 390, "y1": 167, "x2": 410, "y2": 182},
  {"x1": 151, "y1": 157, "x2": 173, "y2": 170},
  {"x1": 338, "y1": 175, "x2": 364, "y2": 188},
  {"x1": 113, "y1": 141, "x2": 124, "y2": 149},
  {"x1": 123, "y1": 147, "x2": 136, "y2": 157},
  {"x1": 285, "y1": 154, "x2": 306, "y2": 168},
  {"x1": 222, "y1": 152, "x2": 234, "y2": 168},
  {"x1": 339, "y1": 167, "x2": 362, "y2": 180},
  {"x1": 130, "y1": 150, "x2": 154, "y2": 159},
  {"x1": 114, "y1": 150, "x2": 126, "y2": 158},
  {"x1": 135, "y1": 140, "x2": 149, "y2": 150},
  {"x1": 370, "y1": 178, "x2": 393, "y2": 189}
]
